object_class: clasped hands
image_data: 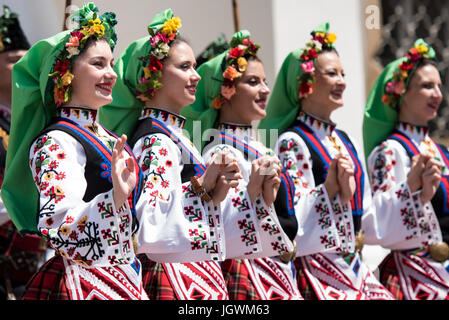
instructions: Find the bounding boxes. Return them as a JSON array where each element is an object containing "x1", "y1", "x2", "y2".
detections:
[
  {"x1": 110, "y1": 138, "x2": 285, "y2": 209},
  {"x1": 201, "y1": 151, "x2": 283, "y2": 206},
  {"x1": 324, "y1": 154, "x2": 356, "y2": 204},
  {"x1": 407, "y1": 154, "x2": 442, "y2": 203}
]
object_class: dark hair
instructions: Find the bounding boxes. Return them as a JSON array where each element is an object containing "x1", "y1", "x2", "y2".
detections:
[
  {"x1": 170, "y1": 35, "x2": 189, "y2": 48},
  {"x1": 416, "y1": 58, "x2": 438, "y2": 70},
  {"x1": 77, "y1": 36, "x2": 110, "y2": 58},
  {"x1": 162, "y1": 36, "x2": 190, "y2": 65},
  {"x1": 247, "y1": 54, "x2": 262, "y2": 63},
  {"x1": 319, "y1": 46, "x2": 339, "y2": 56}
]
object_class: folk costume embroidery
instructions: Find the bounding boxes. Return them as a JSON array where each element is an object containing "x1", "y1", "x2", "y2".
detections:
[
  {"x1": 26, "y1": 107, "x2": 147, "y2": 300},
  {"x1": 131, "y1": 107, "x2": 228, "y2": 300},
  {"x1": 276, "y1": 111, "x2": 394, "y2": 300},
  {"x1": 368, "y1": 122, "x2": 449, "y2": 299},
  {"x1": 202, "y1": 122, "x2": 301, "y2": 300}
]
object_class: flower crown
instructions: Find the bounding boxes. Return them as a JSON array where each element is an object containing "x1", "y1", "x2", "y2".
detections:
[
  {"x1": 211, "y1": 33, "x2": 260, "y2": 110},
  {"x1": 136, "y1": 14, "x2": 181, "y2": 102},
  {"x1": 0, "y1": 5, "x2": 28, "y2": 52},
  {"x1": 297, "y1": 27, "x2": 337, "y2": 100},
  {"x1": 49, "y1": 3, "x2": 117, "y2": 107},
  {"x1": 381, "y1": 41, "x2": 434, "y2": 108}
]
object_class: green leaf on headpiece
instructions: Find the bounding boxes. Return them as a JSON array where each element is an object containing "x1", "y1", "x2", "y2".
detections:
[
  {"x1": 414, "y1": 38, "x2": 436, "y2": 60},
  {"x1": 100, "y1": 11, "x2": 118, "y2": 49},
  {"x1": 311, "y1": 22, "x2": 330, "y2": 35},
  {"x1": 148, "y1": 8, "x2": 174, "y2": 36},
  {"x1": 71, "y1": 2, "x2": 99, "y2": 25},
  {"x1": 230, "y1": 30, "x2": 251, "y2": 48}
]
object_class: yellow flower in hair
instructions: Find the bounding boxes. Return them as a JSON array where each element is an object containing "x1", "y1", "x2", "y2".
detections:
[
  {"x1": 325, "y1": 33, "x2": 337, "y2": 44},
  {"x1": 143, "y1": 67, "x2": 151, "y2": 79},
  {"x1": 237, "y1": 57, "x2": 248, "y2": 72},
  {"x1": 415, "y1": 44, "x2": 428, "y2": 54},
  {"x1": 89, "y1": 23, "x2": 104, "y2": 36},
  {"x1": 90, "y1": 18, "x2": 102, "y2": 25},
  {"x1": 61, "y1": 71, "x2": 74, "y2": 86},
  {"x1": 161, "y1": 17, "x2": 181, "y2": 36}
]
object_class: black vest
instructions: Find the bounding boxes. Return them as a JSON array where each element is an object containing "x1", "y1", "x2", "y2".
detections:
[
  {"x1": 38, "y1": 118, "x2": 142, "y2": 233},
  {"x1": 130, "y1": 117, "x2": 205, "y2": 183}
]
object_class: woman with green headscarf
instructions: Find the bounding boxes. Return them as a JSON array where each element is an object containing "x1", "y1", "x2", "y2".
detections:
[
  {"x1": 182, "y1": 30, "x2": 300, "y2": 300},
  {"x1": 258, "y1": 23, "x2": 395, "y2": 300},
  {"x1": 100, "y1": 9, "x2": 270, "y2": 300},
  {"x1": 3, "y1": 3, "x2": 147, "y2": 300},
  {"x1": 363, "y1": 39, "x2": 449, "y2": 300}
]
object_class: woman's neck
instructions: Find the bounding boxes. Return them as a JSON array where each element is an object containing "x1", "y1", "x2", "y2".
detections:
[
  {"x1": 218, "y1": 103, "x2": 252, "y2": 126},
  {"x1": 398, "y1": 113, "x2": 428, "y2": 127},
  {"x1": 300, "y1": 100, "x2": 332, "y2": 122}
]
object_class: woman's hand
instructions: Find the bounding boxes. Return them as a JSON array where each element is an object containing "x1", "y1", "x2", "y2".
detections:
[
  {"x1": 336, "y1": 154, "x2": 356, "y2": 204},
  {"x1": 200, "y1": 151, "x2": 242, "y2": 205},
  {"x1": 211, "y1": 155, "x2": 242, "y2": 206},
  {"x1": 261, "y1": 156, "x2": 282, "y2": 206},
  {"x1": 111, "y1": 135, "x2": 137, "y2": 210},
  {"x1": 407, "y1": 154, "x2": 431, "y2": 193},
  {"x1": 420, "y1": 158, "x2": 442, "y2": 203}
]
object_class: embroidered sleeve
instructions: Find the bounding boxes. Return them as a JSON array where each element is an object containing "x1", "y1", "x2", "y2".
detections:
[
  {"x1": 275, "y1": 132, "x2": 341, "y2": 256},
  {"x1": 202, "y1": 144, "x2": 294, "y2": 259},
  {"x1": 29, "y1": 131, "x2": 135, "y2": 267},
  {"x1": 133, "y1": 133, "x2": 224, "y2": 262},
  {"x1": 365, "y1": 140, "x2": 438, "y2": 249}
]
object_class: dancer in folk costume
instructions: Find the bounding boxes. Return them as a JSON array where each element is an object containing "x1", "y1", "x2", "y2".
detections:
[
  {"x1": 258, "y1": 22, "x2": 395, "y2": 300},
  {"x1": 99, "y1": 9, "x2": 294, "y2": 300},
  {"x1": 181, "y1": 30, "x2": 301, "y2": 300},
  {"x1": 0, "y1": 5, "x2": 48, "y2": 300},
  {"x1": 363, "y1": 39, "x2": 449, "y2": 300},
  {"x1": 2, "y1": 3, "x2": 147, "y2": 300}
]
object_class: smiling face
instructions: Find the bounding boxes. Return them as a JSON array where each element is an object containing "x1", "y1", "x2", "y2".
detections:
[
  {"x1": 149, "y1": 40, "x2": 201, "y2": 114},
  {"x1": 220, "y1": 58, "x2": 270, "y2": 125},
  {"x1": 301, "y1": 50, "x2": 346, "y2": 120},
  {"x1": 399, "y1": 63, "x2": 443, "y2": 126},
  {"x1": 66, "y1": 39, "x2": 117, "y2": 110}
]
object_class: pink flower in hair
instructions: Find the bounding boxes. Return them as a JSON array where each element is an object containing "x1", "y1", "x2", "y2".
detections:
[
  {"x1": 221, "y1": 85, "x2": 236, "y2": 100},
  {"x1": 301, "y1": 61, "x2": 315, "y2": 74}
]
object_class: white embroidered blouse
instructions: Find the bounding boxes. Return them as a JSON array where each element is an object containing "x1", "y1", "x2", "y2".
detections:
[
  {"x1": 367, "y1": 122, "x2": 443, "y2": 250},
  {"x1": 202, "y1": 122, "x2": 295, "y2": 259},
  {"x1": 29, "y1": 107, "x2": 136, "y2": 267}
]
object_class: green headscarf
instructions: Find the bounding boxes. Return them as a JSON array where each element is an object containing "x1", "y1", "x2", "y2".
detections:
[
  {"x1": 2, "y1": 3, "x2": 118, "y2": 234},
  {"x1": 181, "y1": 30, "x2": 259, "y2": 151},
  {"x1": 99, "y1": 8, "x2": 181, "y2": 137},
  {"x1": 258, "y1": 22, "x2": 337, "y2": 148},
  {"x1": 362, "y1": 39, "x2": 437, "y2": 160}
]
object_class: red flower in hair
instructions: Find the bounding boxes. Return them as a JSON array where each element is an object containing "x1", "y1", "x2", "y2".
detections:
[
  {"x1": 399, "y1": 61, "x2": 414, "y2": 71},
  {"x1": 406, "y1": 48, "x2": 421, "y2": 62},
  {"x1": 71, "y1": 31, "x2": 85, "y2": 41},
  {"x1": 54, "y1": 60, "x2": 71, "y2": 74},
  {"x1": 308, "y1": 49, "x2": 318, "y2": 59},
  {"x1": 148, "y1": 56, "x2": 163, "y2": 72},
  {"x1": 299, "y1": 82, "x2": 313, "y2": 98},
  {"x1": 228, "y1": 47, "x2": 244, "y2": 59}
]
